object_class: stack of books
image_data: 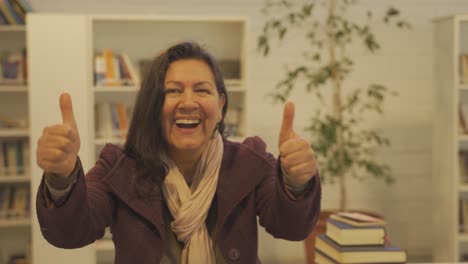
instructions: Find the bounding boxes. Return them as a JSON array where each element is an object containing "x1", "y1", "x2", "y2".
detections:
[{"x1": 314, "y1": 212, "x2": 407, "y2": 264}]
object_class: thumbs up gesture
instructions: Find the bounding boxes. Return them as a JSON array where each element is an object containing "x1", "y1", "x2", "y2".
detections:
[
  {"x1": 36, "y1": 93, "x2": 81, "y2": 177},
  {"x1": 279, "y1": 102, "x2": 317, "y2": 189}
]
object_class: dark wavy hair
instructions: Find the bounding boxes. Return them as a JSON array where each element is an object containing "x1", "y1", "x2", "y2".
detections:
[{"x1": 123, "y1": 41, "x2": 228, "y2": 196}]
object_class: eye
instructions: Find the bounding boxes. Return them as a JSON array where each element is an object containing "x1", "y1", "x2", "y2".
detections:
[
  {"x1": 165, "y1": 88, "x2": 181, "y2": 94},
  {"x1": 195, "y1": 88, "x2": 211, "y2": 94}
]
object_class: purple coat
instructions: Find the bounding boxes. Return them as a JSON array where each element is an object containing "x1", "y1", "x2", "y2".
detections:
[{"x1": 36, "y1": 137, "x2": 321, "y2": 263}]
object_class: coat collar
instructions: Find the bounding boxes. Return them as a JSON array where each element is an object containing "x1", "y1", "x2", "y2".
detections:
[
  {"x1": 101, "y1": 139, "x2": 271, "y2": 237},
  {"x1": 102, "y1": 154, "x2": 166, "y2": 237},
  {"x1": 215, "y1": 139, "x2": 271, "y2": 227}
]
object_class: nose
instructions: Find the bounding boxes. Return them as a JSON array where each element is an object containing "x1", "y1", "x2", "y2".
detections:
[{"x1": 178, "y1": 90, "x2": 198, "y2": 112}]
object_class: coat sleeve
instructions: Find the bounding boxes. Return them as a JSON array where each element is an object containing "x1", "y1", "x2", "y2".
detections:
[
  {"x1": 36, "y1": 144, "x2": 121, "y2": 249},
  {"x1": 243, "y1": 136, "x2": 321, "y2": 241}
]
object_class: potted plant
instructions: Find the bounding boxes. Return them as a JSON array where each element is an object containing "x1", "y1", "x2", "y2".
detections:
[{"x1": 257, "y1": 0, "x2": 409, "y2": 261}]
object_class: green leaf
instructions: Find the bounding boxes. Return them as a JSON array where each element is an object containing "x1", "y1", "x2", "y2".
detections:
[
  {"x1": 279, "y1": 28, "x2": 287, "y2": 39},
  {"x1": 302, "y1": 3, "x2": 314, "y2": 16},
  {"x1": 313, "y1": 53, "x2": 320, "y2": 61},
  {"x1": 386, "y1": 7, "x2": 400, "y2": 17},
  {"x1": 272, "y1": 20, "x2": 281, "y2": 28}
]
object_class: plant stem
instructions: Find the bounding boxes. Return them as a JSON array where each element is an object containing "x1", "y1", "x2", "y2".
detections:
[{"x1": 327, "y1": 0, "x2": 347, "y2": 211}]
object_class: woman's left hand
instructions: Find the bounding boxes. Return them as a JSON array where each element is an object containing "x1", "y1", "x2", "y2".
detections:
[{"x1": 278, "y1": 102, "x2": 318, "y2": 189}]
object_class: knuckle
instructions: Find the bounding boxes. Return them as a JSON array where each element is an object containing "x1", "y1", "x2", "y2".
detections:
[
  {"x1": 51, "y1": 149, "x2": 64, "y2": 159},
  {"x1": 63, "y1": 125, "x2": 72, "y2": 136}
]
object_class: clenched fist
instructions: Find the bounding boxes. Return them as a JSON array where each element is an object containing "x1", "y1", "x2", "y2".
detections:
[
  {"x1": 279, "y1": 102, "x2": 317, "y2": 189},
  {"x1": 36, "y1": 93, "x2": 80, "y2": 177}
]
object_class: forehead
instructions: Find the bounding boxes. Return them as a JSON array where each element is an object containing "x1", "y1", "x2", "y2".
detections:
[{"x1": 165, "y1": 59, "x2": 215, "y2": 83}]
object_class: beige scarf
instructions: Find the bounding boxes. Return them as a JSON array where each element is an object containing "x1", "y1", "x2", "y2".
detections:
[{"x1": 161, "y1": 133, "x2": 223, "y2": 264}]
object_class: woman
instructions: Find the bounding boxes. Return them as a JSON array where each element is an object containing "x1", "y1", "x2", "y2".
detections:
[{"x1": 36, "y1": 42, "x2": 321, "y2": 264}]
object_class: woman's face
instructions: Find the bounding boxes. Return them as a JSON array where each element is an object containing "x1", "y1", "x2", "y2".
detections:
[{"x1": 162, "y1": 59, "x2": 225, "y2": 158}]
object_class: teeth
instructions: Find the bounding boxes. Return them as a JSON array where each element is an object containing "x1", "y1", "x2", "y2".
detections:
[{"x1": 175, "y1": 119, "x2": 200, "y2": 125}]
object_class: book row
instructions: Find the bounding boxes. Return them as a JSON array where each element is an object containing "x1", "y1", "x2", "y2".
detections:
[
  {"x1": 0, "y1": 184, "x2": 29, "y2": 219},
  {"x1": 94, "y1": 49, "x2": 140, "y2": 87},
  {"x1": 459, "y1": 152, "x2": 468, "y2": 184},
  {"x1": 95, "y1": 102, "x2": 131, "y2": 140},
  {"x1": 460, "y1": 54, "x2": 468, "y2": 85},
  {"x1": 0, "y1": 139, "x2": 29, "y2": 176},
  {"x1": 94, "y1": 49, "x2": 243, "y2": 88},
  {"x1": 0, "y1": 0, "x2": 32, "y2": 25},
  {"x1": 315, "y1": 212, "x2": 407, "y2": 264},
  {"x1": 459, "y1": 199, "x2": 468, "y2": 233},
  {"x1": 0, "y1": 50, "x2": 27, "y2": 84}
]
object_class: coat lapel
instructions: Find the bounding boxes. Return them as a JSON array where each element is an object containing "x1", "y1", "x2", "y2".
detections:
[
  {"x1": 216, "y1": 140, "x2": 270, "y2": 227},
  {"x1": 102, "y1": 154, "x2": 166, "y2": 238}
]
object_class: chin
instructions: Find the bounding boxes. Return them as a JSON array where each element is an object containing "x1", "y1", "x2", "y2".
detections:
[{"x1": 175, "y1": 141, "x2": 205, "y2": 151}]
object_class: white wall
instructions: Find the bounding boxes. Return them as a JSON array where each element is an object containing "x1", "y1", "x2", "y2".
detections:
[{"x1": 27, "y1": 0, "x2": 468, "y2": 263}]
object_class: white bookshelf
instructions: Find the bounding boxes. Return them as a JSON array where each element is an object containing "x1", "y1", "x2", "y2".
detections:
[
  {"x1": 28, "y1": 14, "x2": 247, "y2": 264},
  {"x1": 433, "y1": 15, "x2": 468, "y2": 262},
  {"x1": 0, "y1": 23, "x2": 31, "y2": 264}
]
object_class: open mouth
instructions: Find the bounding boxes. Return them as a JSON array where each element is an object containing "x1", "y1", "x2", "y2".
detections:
[{"x1": 175, "y1": 119, "x2": 200, "y2": 129}]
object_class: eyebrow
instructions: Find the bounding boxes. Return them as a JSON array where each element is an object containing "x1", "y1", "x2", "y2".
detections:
[{"x1": 164, "y1": 81, "x2": 214, "y2": 88}]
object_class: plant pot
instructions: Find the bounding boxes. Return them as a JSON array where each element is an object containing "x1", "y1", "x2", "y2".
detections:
[{"x1": 303, "y1": 209, "x2": 383, "y2": 264}]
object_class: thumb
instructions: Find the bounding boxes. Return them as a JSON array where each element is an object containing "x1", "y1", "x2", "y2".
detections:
[
  {"x1": 59, "y1": 93, "x2": 77, "y2": 128},
  {"x1": 279, "y1": 101, "x2": 295, "y2": 146}
]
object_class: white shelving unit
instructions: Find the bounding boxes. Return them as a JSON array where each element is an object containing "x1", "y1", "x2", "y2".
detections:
[
  {"x1": 28, "y1": 14, "x2": 247, "y2": 264},
  {"x1": 0, "y1": 24, "x2": 31, "y2": 264},
  {"x1": 433, "y1": 15, "x2": 468, "y2": 262}
]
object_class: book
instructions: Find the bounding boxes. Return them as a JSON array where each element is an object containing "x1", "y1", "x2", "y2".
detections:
[
  {"x1": 460, "y1": 54, "x2": 468, "y2": 84},
  {"x1": 94, "y1": 55, "x2": 106, "y2": 85},
  {"x1": 11, "y1": 185, "x2": 28, "y2": 218},
  {"x1": 95, "y1": 102, "x2": 113, "y2": 139},
  {"x1": 315, "y1": 234, "x2": 407, "y2": 263},
  {"x1": 460, "y1": 152, "x2": 468, "y2": 184},
  {"x1": 315, "y1": 250, "x2": 339, "y2": 264},
  {"x1": 9, "y1": 0, "x2": 25, "y2": 24},
  {"x1": 0, "y1": 0, "x2": 17, "y2": 25},
  {"x1": 121, "y1": 52, "x2": 141, "y2": 85},
  {"x1": 330, "y1": 212, "x2": 386, "y2": 227},
  {"x1": 326, "y1": 218, "x2": 386, "y2": 246}
]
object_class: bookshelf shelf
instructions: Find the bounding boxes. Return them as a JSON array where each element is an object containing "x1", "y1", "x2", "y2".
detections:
[
  {"x1": 459, "y1": 233, "x2": 468, "y2": 243},
  {"x1": 0, "y1": 218, "x2": 30, "y2": 227},
  {"x1": 224, "y1": 79, "x2": 243, "y2": 86},
  {"x1": 460, "y1": 185, "x2": 468, "y2": 192},
  {"x1": 94, "y1": 86, "x2": 139, "y2": 93},
  {"x1": 460, "y1": 85, "x2": 468, "y2": 91},
  {"x1": 0, "y1": 176, "x2": 29, "y2": 183},
  {"x1": 226, "y1": 86, "x2": 246, "y2": 93},
  {"x1": 0, "y1": 25, "x2": 26, "y2": 32},
  {"x1": 0, "y1": 129, "x2": 29, "y2": 137},
  {"x1": 0, "y1": 85, "x2": 28, "y2": 92}
]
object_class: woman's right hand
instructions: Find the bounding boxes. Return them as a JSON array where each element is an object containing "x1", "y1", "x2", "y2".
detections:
[{"x1": 36, "y1": 93, "x2": 81, "y2": 178}]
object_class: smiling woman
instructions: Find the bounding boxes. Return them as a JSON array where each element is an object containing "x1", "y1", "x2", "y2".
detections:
[
  {"x1": 162, "y1": 59, "x2": 226, "y2": 182},
  {"x1": 35, "y1": 41, "x2": 322, "y2": 264}
]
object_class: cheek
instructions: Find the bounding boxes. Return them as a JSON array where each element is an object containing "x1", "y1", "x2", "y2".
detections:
[
  {"x1": 204, "y1": 99, "x2": 223, "y2": 119},
  {"x1": 161, "y1": 103, "x2": 173, "y2": 129}
]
